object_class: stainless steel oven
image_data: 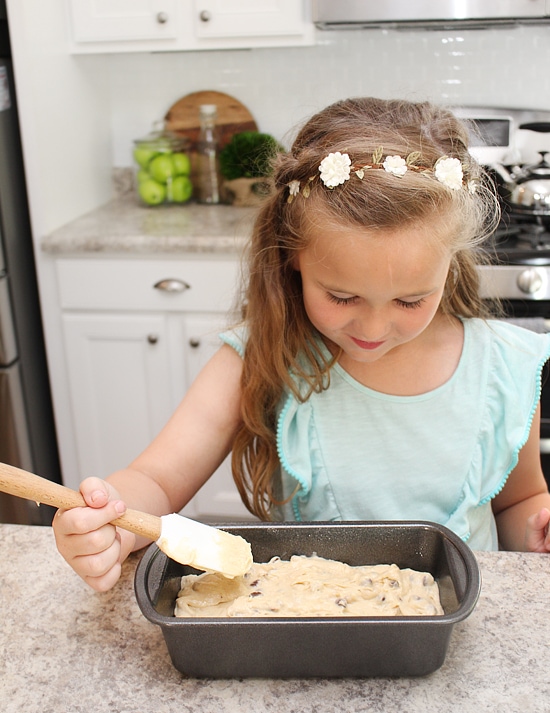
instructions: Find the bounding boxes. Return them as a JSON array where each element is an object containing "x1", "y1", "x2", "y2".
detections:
[{"x1": 457, "y1": 105, "x2": 550, "y2": 486}]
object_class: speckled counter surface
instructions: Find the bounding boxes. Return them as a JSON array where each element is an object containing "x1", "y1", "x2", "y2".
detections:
[
  {"x1": 41, "y1": 197, "x2": 257, "y2": 255},
  {"x1": 1, "y1": 524, "x2": 549, "y2": 713}
]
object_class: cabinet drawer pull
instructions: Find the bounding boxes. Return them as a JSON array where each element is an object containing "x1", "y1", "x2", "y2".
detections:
[
  {"x1": 147, "y1": 334, "x2": 159, "y2": 345},
  {"x1": 199, "y1": 10, "x2": 211, "y2": 22},
  {"x1": 189, "y1": 338, "x2": 200, "y2": 348},
  {"x1": 156, "y1": 11, "x2": 169, "y2": 24},
  {"x1": 153, "y1": 278, "x2": 190, "y2": 293}
]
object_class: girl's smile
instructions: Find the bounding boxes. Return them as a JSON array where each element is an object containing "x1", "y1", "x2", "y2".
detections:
[
  {"x1": 296, "y1": 220, "x2": 456, "y2": 383},
  {"x1": 350, "y1": 337, "x2": 386, "y2": 351}
]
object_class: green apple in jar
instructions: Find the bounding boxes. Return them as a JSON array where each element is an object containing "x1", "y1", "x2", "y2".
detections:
[
  {"x1": 133, "y1": 146, "x2": 158, "y2": 170},
  {"x1": 167, "y1": 175, "x2": 193, "y2": 203},
  {"x1": 149, "y1": 154, "x2": 176, "y2": 184},
  {"x1": 172, "y1": 152, "x2": 191, "y2": 176},
  {"x1": 138, "y1": 178, "x2": 166, "y2": 206},
  {"x1": 136, "y1": 169, "x2": 151, "y2": 183}
]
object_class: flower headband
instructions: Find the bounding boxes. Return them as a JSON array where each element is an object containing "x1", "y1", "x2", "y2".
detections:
[{"x1": 287, "y1": 149, "x2": 477, "y2": 202}]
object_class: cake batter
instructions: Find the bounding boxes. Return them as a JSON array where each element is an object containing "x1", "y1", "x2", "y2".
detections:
[{"x1": 174, "y1": 554, "x2": 444, "y2": 617}]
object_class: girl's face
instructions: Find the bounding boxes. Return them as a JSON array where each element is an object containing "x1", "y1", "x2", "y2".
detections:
[{"x1": 295, "y1": 220, "x2": 452, "y2": 366}]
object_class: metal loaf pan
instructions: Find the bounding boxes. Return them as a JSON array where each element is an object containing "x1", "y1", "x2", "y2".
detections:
[{"x1": 134, "y1": 521, "x2": 481, "y2": 678}]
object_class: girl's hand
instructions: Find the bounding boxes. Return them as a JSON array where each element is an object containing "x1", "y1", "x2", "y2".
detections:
[
  {"x1": 524, "y1": 507, "x2": 550, "y2": 553},
  {"x1": 52, "y1": 477, "x2": 132, "y2": 592}
]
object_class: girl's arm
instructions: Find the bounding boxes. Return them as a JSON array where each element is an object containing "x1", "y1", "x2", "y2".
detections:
[
  {"x1": 492, "y1": 403, "x2": 550, "y2": 552},
  {"x1": 53, "y1": 343, "x2": 244, "y2": 590},
  {"x1": 111, "y1": 342, "x2": 244, "y2": 517}
]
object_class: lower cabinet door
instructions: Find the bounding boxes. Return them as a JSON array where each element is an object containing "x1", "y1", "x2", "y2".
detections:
[{"x1": 62, "y1": 312, "x2": 174, "y2": 481}]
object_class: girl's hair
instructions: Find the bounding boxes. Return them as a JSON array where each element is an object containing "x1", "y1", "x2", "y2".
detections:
[{"x1": 231, "y1": 96, "x2": 500, "y2": 520}]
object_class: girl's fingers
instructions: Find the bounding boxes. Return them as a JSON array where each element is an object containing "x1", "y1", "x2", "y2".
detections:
[
  {"x1": 54, "y1": 497, "x2": 126, "y2": 538},
  {"x1": 525, "y1": 507, "x2": 550, "y2": 552},
  {"x1": 83, "y1": 561, "x2": 123, "y2": 593}
]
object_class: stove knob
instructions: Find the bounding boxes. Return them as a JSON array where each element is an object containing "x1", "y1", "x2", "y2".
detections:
[{"x1": 517, "y1": 268, "x2": 544, "y2": 295}]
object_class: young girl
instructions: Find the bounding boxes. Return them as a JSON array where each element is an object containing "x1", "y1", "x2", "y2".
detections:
[{"x1": 54, "y1": 97, "x2": 550, "y2": 591}]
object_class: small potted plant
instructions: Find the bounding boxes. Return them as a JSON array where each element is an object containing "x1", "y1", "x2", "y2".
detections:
[{"x1": 220, "y1": 131, "x2": 283, "y2": 206}]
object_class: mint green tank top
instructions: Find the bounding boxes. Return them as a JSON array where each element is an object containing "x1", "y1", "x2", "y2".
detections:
[{"x1": 221, "y1": 319, "x2": 550, "y2": 550}]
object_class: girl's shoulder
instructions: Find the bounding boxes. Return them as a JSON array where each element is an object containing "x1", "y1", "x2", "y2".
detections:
[
  {"x1": 463, "y1": 317, "x2": 550, "y2": 405},
  {"x1": 219, "y1": 324, "x2": 248, "y2": 358},
  {"x1": 466, "y1": 317, "x2": 550, "y2": 358}
]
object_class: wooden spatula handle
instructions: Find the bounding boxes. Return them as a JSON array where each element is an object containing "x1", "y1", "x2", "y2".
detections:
[{"x1": 0, "y1": 462, "x2": 161, "y2": 541}]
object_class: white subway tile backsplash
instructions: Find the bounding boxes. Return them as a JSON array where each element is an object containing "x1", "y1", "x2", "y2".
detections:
[{"x1": 108, "y1": 26, "x2": 550, "y2": 166}]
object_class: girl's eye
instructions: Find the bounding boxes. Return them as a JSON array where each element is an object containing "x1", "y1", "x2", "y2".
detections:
[
  {"x1": 327, "y1": 293, "x2": 358, "y2": 306},
  {"x1": 395, "y1": 298, "x2": 425, "y2": 310}
]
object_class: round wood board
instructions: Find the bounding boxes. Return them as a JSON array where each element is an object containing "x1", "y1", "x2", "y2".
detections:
[{"x1": 164, "y1": 90, "x2": 258, "y2": 150}]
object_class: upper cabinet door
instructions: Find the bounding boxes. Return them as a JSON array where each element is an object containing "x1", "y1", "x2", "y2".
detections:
[
  {"x1": 193, "y1": 0, "x2": 307, "y2": 38},
  {"x1": 67, "y1": 0, "x2": 313, "y2": 52},
  {"x1": 69, "y1": 0, "x2": 178, "y2": 42}
]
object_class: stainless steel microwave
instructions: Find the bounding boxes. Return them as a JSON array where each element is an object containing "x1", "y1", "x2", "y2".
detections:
[{"x1": 312, "y1": 0, "x2": 550, "y2": 31}]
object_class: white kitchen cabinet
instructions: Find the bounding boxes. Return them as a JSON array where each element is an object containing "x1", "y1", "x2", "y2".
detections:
[
  {"x1": 61, "y1": 311, "x2": 175, "y2": 480},
  {"x1": 66, "y1": 0, "x2": 314, "y2": 53},
  {"x1": 56, "y1": 255, "x2": 254, "y2": 521},
  {"x1": 68, "y1": 0, "x2": 179, "y2": 44},
  {"x1": 193, "y1": 1, "x2": 308, "y2": 39}
]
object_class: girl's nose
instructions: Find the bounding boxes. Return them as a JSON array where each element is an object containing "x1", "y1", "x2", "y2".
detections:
[{"x1": 353, "y1": 307, "x2": 389, "y2": 341}]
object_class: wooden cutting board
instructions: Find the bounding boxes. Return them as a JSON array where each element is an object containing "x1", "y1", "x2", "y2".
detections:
[{"x1": 164, "y1": 90, "x2": 258, "y2": 150}]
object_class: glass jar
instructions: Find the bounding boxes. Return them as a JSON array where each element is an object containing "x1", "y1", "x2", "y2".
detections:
[{"x1": 133, "y1": 129, "x2": 192, "y2": 206}]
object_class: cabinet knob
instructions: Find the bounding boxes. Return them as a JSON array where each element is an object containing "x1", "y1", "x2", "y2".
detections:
[
  {"x1": 153, "y1": 278, "x2": 191, "y2": 293},
  {"x1": 189, "y1": 338, "x2": 200, "y2": 348},
  {"x1": 156, "y1": 11, "x2": 169, "y2": 24},
  {"x1": 199, "y1": 10, "x2": 211, "y2": 22},
  {"x1": 147, "y1": 334, "x2": 159, "y2": 345}
]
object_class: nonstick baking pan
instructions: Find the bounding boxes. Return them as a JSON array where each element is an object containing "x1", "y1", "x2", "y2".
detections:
[{"x1": 134, "y1": 521, "x2": 481, "y2": 678}]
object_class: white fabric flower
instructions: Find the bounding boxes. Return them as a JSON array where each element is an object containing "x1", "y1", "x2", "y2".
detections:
[
  {"x1": 318, "y1": 152, "x2": 351, "y2": 188},
  {"x1": 434, "y1": 157, "x2": 463, "y2": 190},
  {"x1": 382, "y1": 155, "x2": 408, "y2": 177},
  {"x1": 288, "y1": 180, "x2": 300, "y2": 197}
]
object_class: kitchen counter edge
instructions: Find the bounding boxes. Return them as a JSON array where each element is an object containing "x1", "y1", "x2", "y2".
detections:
[{"x1": 41, "y1": 197, "x2": 258, "y2": 256}]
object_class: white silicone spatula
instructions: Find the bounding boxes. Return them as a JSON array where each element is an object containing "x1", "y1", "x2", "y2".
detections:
[{"x1": 0, "y1": 462, "x2": 252, "y2": 578}]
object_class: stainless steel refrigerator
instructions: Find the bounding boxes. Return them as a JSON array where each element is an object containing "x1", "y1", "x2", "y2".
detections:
[{"x1": 0, "y1": 4, "x2": 61, "y2": 524}]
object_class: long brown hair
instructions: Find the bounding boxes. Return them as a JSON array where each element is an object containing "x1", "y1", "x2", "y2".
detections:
[{"x1": 231, "y1": 97, "x2": 500, "y2": 519}]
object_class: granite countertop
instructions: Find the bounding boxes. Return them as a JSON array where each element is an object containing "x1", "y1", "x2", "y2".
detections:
[
  {"x1": 1, "y1": 523, "x2": 549, "y2": 712},
  {"x1": 41, "y1": 196, "x2": 258, "y2": 255}
]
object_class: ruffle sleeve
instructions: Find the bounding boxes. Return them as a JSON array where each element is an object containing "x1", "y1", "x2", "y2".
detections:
[
  {"x1": 446, "y1": 320, "x2": 550, "y2": 545},
  {"x1": 219, "y1": 325, "x2": 247, "y2": 357},
  {"x1": 480, "y1": 322, "x2": 550, "y2": 496},
  {"x1": 276, "y1": 391, "x2": 342, "y2": 521}
]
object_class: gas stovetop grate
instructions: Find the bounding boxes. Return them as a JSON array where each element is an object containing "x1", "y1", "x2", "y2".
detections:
[{"x1": 482, "y1": 216, "x2": 550, "y2": 266}]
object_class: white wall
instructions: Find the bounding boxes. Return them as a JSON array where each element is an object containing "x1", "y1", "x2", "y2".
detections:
[
  {"x1": 6, "y1": 0, "x2": 112, "y2": 238},
  {"x1": 7, "y1": 0, "x2": 550, "y2": 240},
  {"x1": 107, "y1": 25, "x2": 550, "y2": 166}
]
